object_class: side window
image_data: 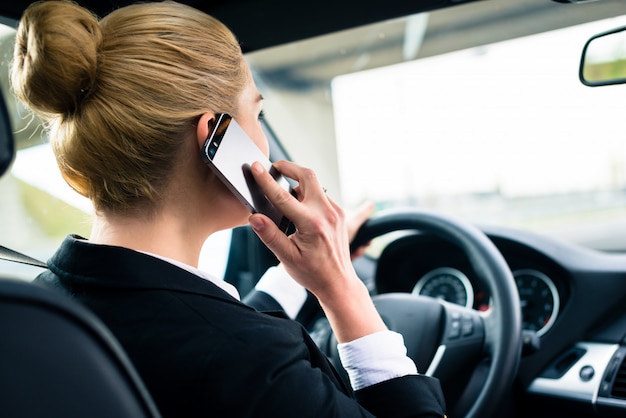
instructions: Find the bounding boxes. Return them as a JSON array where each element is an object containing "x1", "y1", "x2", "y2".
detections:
[
  {"x1": 0, "y1": 23, "x2": 234, "y2": 281},
  {"x1": 0, "y1": 25, "x2": 90, "y2": 278}
]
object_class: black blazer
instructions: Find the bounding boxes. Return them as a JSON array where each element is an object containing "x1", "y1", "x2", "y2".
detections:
[{"x1": 36, "y1": 235, "x2": 445, "y2": 418}]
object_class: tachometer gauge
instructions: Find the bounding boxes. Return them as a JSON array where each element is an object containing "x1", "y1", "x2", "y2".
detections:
[
  {"x1": 514, "y1": 269, "x2": 560, "y2": 337},
  {"x1": 412, "y1": 267, "x2": 474, "y2": 308}
]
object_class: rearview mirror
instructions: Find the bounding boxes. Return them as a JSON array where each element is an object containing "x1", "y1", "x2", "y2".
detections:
[{"x1": 580, "y1": 25, "x2": 626, "y2": 87}]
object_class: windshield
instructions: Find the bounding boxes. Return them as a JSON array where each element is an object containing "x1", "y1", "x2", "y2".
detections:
[{"x1": 248, "y1": 3, "x2": 626, "y2": 252}]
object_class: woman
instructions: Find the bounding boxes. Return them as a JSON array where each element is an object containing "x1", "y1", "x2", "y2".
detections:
[{"x1": 10, "y1": 1, "x2": 445, "y2": 417}]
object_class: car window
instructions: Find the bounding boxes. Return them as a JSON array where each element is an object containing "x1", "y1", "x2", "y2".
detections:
[{"x1": 0, "y1": 24, "x2": 89, "y2": 279}]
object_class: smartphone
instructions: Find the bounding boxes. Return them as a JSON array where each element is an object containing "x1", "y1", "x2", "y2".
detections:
[{"x1": 201, "y1": 113, "x2": 294, "y2": 233}]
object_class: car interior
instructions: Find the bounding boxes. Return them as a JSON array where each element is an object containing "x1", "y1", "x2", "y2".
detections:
[{"x1": 2, "y1": 0, "x2": 626, "y2": 417}]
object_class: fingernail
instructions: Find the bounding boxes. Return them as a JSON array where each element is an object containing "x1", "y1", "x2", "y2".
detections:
[
  {"x1": 249, "y1": 216, "x2": 265, "y2": 231},
  {"x1": 252, "y1": 162, "x2": 264, "y2": 174}
]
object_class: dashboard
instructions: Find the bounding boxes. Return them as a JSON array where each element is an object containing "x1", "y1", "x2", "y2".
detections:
[{"x1": 352, "y1": 224, "x2": 626, "y2": 417}]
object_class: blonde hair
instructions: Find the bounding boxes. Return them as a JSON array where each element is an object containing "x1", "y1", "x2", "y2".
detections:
[{"x1": 11, "y1": 0, "x2": 247, "y2": 213}]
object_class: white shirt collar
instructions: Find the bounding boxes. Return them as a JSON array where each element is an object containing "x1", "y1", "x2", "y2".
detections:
[{"x1": 142, "y1": 251, "x2": 241, "y2": 301}]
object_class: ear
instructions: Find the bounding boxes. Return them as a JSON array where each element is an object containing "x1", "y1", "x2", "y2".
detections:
[{"x1": 196, "y1": 112, "x2": 217, "y2": 150}]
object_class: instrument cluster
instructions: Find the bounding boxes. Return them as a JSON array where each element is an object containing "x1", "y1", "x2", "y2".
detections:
[{"x1": 374, "y1": 233, "x2": 569, "y2": 337}]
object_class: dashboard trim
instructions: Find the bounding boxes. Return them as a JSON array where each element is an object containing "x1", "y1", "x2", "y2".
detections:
[{"x1": 527, "y1": 342, "x2": 619, "y2": 403}]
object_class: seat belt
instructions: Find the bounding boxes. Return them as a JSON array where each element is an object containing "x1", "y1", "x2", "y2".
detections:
[{"x1": 0, "y1": 245, "x2": 47, "y2": 268}]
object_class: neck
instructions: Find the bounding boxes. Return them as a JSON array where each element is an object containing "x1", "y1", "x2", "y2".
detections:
[
  {"x1": 89, "y1": 206, "x2": 214, "y2": 268},
  {"x1": 87, "y1": 149, "x2": 248, "y2": 267}
]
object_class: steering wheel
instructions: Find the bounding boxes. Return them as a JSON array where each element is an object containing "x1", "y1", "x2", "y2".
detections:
[{"x1": 315, "y1": 208, "x2": 522, "y2": 418}]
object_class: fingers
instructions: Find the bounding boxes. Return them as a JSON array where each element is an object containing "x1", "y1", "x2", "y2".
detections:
[
  {"x1": 248, "y1": 159, "x2": 348, "y2": 273},
  {"x1": 248, "y1": 213, "x2": 295, "y2": 262},
  {"x1": 271, "y1": 160, "x2": 327, "y2": 203},
  {"x1": 247, "y1": 160, "x2": 327, "y2": 263},
  {"x1": 246, "y1": 161, "x2": 300, "y2": 259},
  {"x1": 250, "y1": 160, "x2": 327, "y2": 221}
]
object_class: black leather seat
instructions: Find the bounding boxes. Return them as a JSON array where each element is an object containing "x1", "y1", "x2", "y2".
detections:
[{"x1": 0, "y1": 277, "x2": 162, "y2": 418}]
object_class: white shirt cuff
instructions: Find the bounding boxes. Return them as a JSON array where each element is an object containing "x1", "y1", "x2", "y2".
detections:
[
  {"x1": 337, "y1": 330, "x2": 418, "y2": 391},
  {"x1": 254, "y1": 265, "x2": 308, "y2": 319}
]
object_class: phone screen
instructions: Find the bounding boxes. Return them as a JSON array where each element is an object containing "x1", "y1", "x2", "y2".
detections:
[{"x1": 202, "y1": 113, "x2": 294, "y2": 233}]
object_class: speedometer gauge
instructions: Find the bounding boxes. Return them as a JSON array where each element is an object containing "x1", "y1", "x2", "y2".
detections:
[
  {"x1": 412, "y1": 267, "x2": 474, "y2": 308},
  {"x1": 514, "y1": 269, "x2": 559, "y2": 337}
]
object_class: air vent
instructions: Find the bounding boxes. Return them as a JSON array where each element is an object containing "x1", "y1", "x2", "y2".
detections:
[{"x1": 611, "y1": 356, "x2": 626, "y2": 399}]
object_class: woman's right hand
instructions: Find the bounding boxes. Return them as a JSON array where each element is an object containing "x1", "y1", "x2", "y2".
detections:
[{"x1": 248, "y1": 160, "x2": 387, "y2": 343}]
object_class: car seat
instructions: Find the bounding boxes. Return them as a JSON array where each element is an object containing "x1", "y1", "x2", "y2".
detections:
[{"x1": 0, "y1": 278, "x2": 162, "y2": 418}]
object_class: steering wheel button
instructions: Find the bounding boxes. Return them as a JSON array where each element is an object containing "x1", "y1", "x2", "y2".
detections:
[
  {"x1": 462, "y1": 319, "x2": 474, "y2": 336},
  {"x1": 449, "y1": 320, "x2": 461, "y2": 339}
]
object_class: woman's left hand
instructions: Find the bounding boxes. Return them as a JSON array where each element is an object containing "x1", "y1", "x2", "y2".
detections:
[{"x1": 346, "y1": 201, "x2": 374, "y2": 259}]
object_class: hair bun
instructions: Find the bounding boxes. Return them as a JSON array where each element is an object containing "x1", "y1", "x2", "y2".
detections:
[{"x1": 11, "y1": 0, "x2": 102, "y2": 117}]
